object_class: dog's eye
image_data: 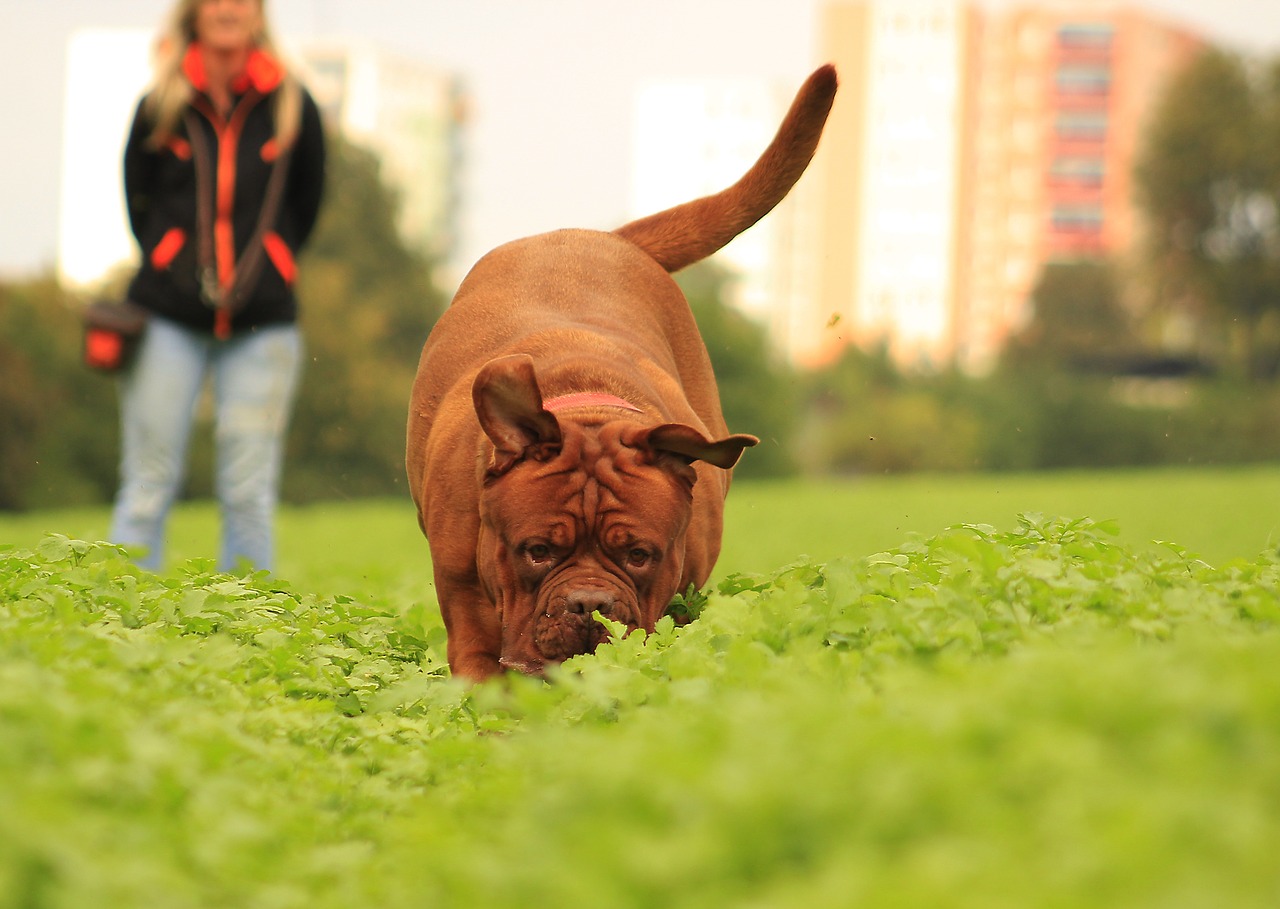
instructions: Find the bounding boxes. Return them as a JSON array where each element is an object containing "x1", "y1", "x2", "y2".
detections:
[
  {"x1": 626, "y1": 547, "x2": 651, "y2": 569},
  {"x1": 524, "y1": 543, "x2": 553, "y2": 564}
]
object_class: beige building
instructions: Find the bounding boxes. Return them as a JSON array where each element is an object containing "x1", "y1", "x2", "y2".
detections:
[
  {"x1": 809, "y1": 0, "x2": 1201, "y2": 371},
  {"x1": 811, "y1": 0, "x2": 981, "y2": 368},
  {"x1": 300, "y1": 40, "x2": 465, "y2": 268}
]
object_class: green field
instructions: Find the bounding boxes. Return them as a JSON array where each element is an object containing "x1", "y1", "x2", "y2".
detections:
[
  {"x1": 3, "y1": 465, "x2": 1278, "y2": 593},
  {"x1": 719, "y1": 464, "x2": 1280, "y2": 574},
  {"x1": 3, "y1": 467, "x2": 1279, "y2": 907}
]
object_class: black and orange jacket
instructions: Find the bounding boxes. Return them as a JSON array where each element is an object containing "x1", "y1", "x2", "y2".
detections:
[{"x1": 124, "y1": 44, "x2": 326, "y2": 335}]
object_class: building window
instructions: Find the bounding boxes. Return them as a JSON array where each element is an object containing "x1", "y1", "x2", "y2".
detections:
[
  {"x1": 1055, "y1": 110, "x2": 1109, "y2": 140},
  {"x1": 1055, "y1": 64, "x2": 1111, "y2": 95},
  {"x1": 1051, "y1": 203, "x2": 1104, "y2": 233},
  {"x1": 1057, "y1": 23, "x2": 1115, "y2": 49},
  {"x1": 1050, "y1": 156, "x2": 1105, "y2": 186}
]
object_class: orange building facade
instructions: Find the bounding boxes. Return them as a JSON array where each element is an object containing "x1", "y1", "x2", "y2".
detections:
[{"x1": 807, "y1": 1, "x2": 1202, "y2": 371}]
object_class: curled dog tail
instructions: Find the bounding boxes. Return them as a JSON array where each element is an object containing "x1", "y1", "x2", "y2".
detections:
[{"x1": 614, "y1": 64, "x2": 837, "y2": 274}]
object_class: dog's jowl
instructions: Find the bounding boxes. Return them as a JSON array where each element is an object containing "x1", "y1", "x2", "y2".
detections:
[{"x1": 406, "y1": 65, "x2": 838, "y2": 680}]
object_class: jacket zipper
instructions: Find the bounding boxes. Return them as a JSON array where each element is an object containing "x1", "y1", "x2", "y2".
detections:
[{"x1": 193, "y1": 91, "x2": 263, "y2": 338}]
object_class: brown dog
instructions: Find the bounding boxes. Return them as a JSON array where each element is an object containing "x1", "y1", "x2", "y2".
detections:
[{"x1": 406, "y1": 65, "x2": 837, "y2": 680}]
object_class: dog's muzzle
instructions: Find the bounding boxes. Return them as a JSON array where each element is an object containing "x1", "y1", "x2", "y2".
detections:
[{"x1": 532, "y1": 579, "x2": 639, "y2": 662}]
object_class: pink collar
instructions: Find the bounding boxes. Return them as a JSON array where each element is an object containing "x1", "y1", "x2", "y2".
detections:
[{"x1": 543, "y1": 392, "x2": 642, "y2": 413}]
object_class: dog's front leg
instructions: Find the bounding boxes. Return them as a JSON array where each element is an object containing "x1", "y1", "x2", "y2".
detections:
[{"x1": 433, "y1": 574, "x2": 504, "y2": 682}]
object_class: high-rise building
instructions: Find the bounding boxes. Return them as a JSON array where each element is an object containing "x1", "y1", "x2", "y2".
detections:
[
  {"x1": 301, "y1": 40, "x2": 465, "y2": 268},
  {"x1": 808, "y1": 0, "x2": 1201, "y2": 371},
  {"x1": 57, "y1": 29, "x2": 155, "y2": 289},
  {"x1": 962, "y1": 1, "x2": 1201, "y2": 370},
  {"x1": 811, "y1": 0, "x2": 981, "y2": 368}
]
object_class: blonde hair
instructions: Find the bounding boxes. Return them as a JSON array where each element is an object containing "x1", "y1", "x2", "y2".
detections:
[{"x1": 143, "y1": 0, "x2": 303, "y2": 150}]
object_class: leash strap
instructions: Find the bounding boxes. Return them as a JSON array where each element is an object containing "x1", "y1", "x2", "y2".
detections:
[{"x1": 184, "y1": 100, "x2": 294, "y2": 340}]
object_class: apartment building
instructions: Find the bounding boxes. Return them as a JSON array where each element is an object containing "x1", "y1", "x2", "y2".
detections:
[
  {"x1": 808, "y1": 0, "x2": 1201, "y2": 371},
  {"x1": 963, "y1": 1, "x2": 1202, "y2": 370},
  {"x1": 301, "y1": 40, "x2": 465, "y2": 268},
  {"x1": 810, "y1": 0, "x2": 980, "y2": 367}
]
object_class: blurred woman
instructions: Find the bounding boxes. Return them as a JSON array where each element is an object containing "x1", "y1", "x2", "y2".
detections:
[{"x1": 110, "y1": 0, "x2": 326, "y2": 571}]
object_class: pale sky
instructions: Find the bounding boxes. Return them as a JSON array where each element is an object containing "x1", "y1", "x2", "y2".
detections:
[{"x1": 2, "y1": 0, "x2": 1278, "y2": 281}]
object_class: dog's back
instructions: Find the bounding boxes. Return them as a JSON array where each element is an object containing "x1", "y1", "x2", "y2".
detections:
[{"x1": 407, "y1": 64, "x2": 838, "y2": 505}]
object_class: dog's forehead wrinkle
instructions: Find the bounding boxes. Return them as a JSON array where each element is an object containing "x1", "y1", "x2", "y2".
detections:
[
  {"x1": 579, "y1": 476, "x2": 601, "y2": 536},
  {"x1": 599, "y1": 516, "x2": 648, "y2": 553}
]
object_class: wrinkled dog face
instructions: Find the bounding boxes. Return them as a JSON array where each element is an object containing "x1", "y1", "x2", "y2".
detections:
[{"x1": 477, "y1": 421, "x2": 695, "y2": 675}]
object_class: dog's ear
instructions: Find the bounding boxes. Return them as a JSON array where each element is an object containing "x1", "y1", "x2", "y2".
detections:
[
  {"x1": 639, "y1": 423, "x2": 759, "y2": 470},
  {"x1": 473, "y1": 354, "x2": 562, "y2": 473}
]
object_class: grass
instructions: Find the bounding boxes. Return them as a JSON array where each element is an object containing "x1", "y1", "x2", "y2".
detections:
[
  {"x1": 2, "y1": 465, "x2": 1278, "y2": 594},
  {"x1": 2, "y1": 513, "x2": 1278, "y2": 907},
  {"x1": 720, "y1": 464, "x2": 1280, "y2": 572},
  {"x1": 3, "y1": 465, "x2": 1279, "y2": 907}
]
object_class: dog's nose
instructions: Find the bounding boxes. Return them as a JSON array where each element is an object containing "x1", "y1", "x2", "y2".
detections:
[{"x1": 565, "y1": 588, "x2": 615, "y2": 616}]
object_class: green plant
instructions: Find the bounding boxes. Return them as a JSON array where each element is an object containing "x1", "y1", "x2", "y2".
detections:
[{"x1": 3, "y1": 516, "x2": 1278, "y2": 908}]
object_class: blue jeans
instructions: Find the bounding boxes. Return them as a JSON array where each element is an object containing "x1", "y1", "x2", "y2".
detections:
[{"x1": 109, "y1": 316, "x2": 303, "y2": 572}]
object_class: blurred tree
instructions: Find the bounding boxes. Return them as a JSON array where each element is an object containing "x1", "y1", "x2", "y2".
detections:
[
  {"x1": 800, "y1": 345, "x2": 984, "y2": 474},
  {"x1": 0, "y1": 277, "x2": 119, "y2": 510},
  {"x1": 675, "y1": 262, "x2": 799, "y2": 477},
  {"x1": 0, "y1": 285, "x2": 44, "y2": 509},
  {"x1": 299, "y1": 136, "x2": 446, "y2": 365},
  {"x1": 1135, "y1": 48, "x2": 1280, "y2": 381},
  {"x1": 1001, "y1": 260, "x2": 1138, "y2": 373},
  {"x1": 265, "y1": 136, "x2": 447, "y2": 501}
]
